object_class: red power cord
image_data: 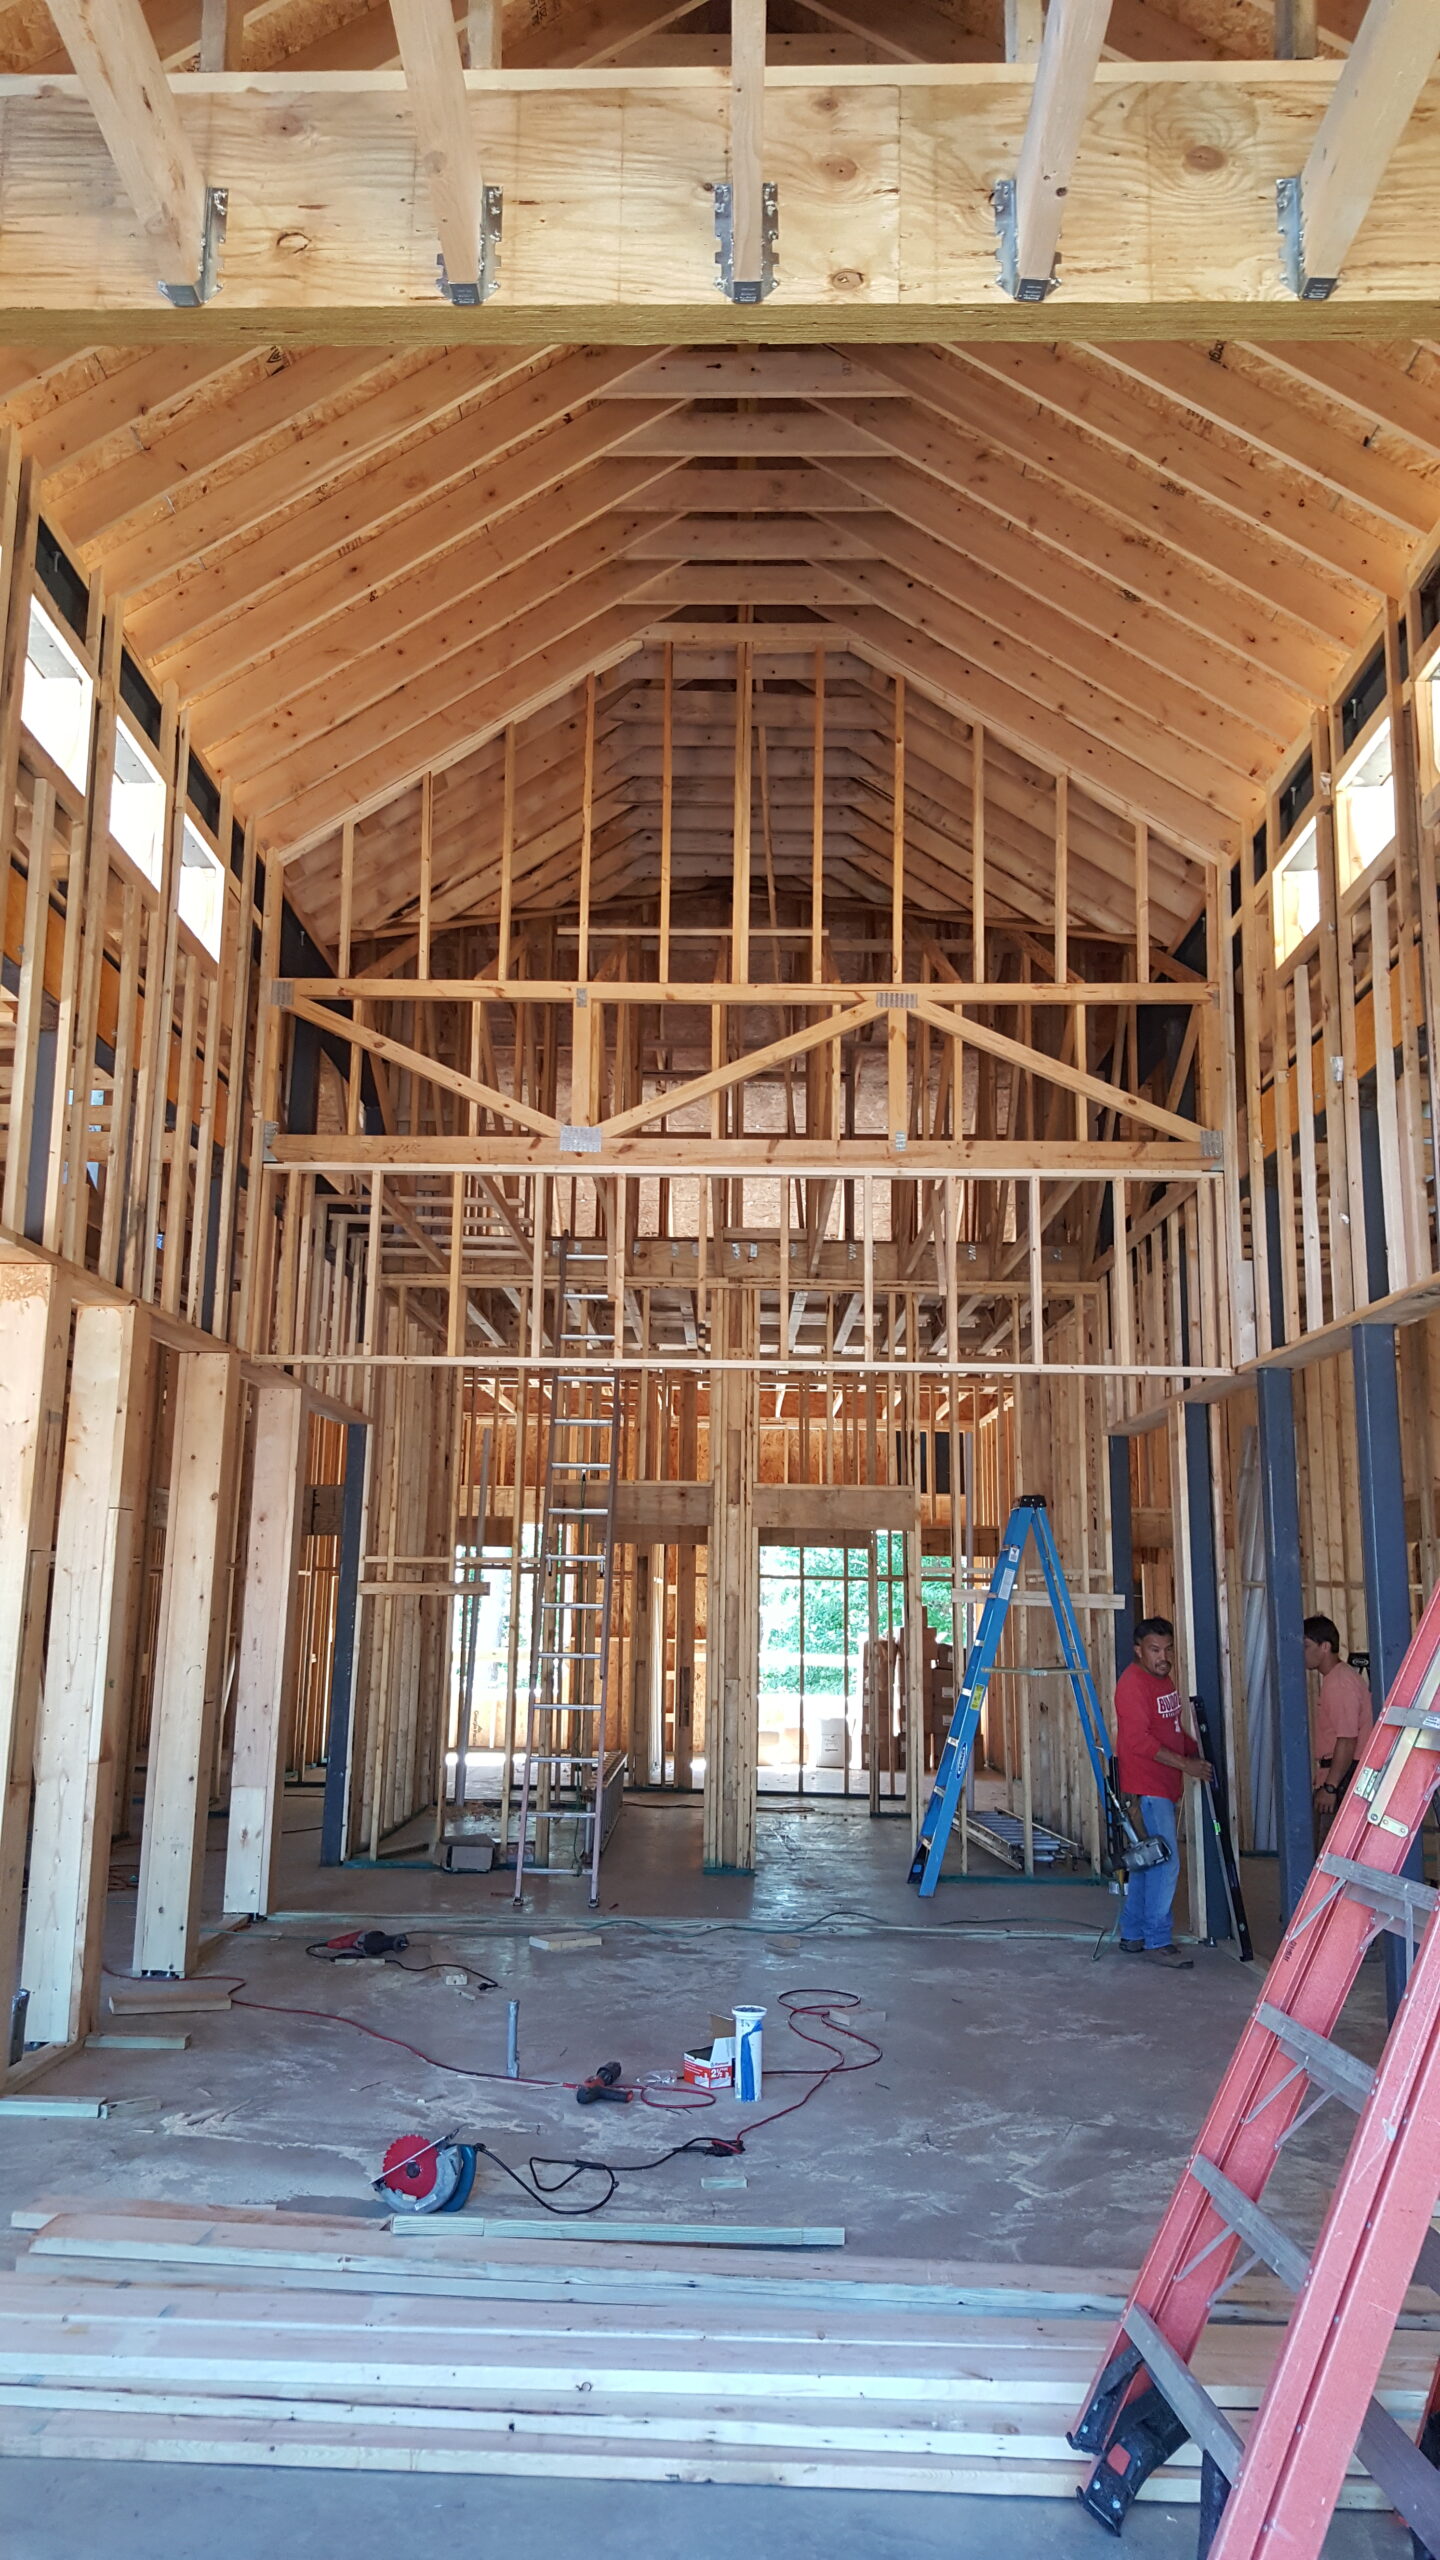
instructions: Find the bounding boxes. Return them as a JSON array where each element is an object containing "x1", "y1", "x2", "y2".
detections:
[{"x1": 102, "y1": 1971, "x2": 882, "y2": 2211}]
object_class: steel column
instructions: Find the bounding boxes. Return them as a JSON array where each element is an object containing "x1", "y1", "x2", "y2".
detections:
[
  {"x1": 1352, "y1": 1321, "x2": 1417, "y2": 2011},
  {"x1": 1255, "y1": 1366, "x2": 1314, "y2": 1920},
  {"x1": 1185, "y1": 1404, "x2": 1233, "y2": 1940},
  {"x1": 319, "y1": 1421, "x2": 368, "y2": 1867}
]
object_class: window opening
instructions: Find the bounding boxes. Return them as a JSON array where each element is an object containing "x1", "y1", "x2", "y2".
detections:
[
  {"x1": 178, "y1": 817, "x2": 225, "y2": 957},
  {"x1": 120, "y1": 649, "x2": 163, "y2": 748},
  {"x1": 1335, "y1": 718, "x2": 1396, "y2": 894},
  {"x1": 1277, "y1": 752, "x2": 1314, "y2": 843},
  {"x1": 1338, "y1": 645, "x2": 1387, "y2": 751},
  {"x1": 109, "y1": 721, "x2": 167, "y2": 885},
  {"x1": 1272, "y1": 817, "x2": 1320, "y2": 966},
  {"x1": 22, "y1": 597, "x2": 93, "y2": 791},
  {"x1": 35, "y1": 516, "x2": 88, "y2": 639}
]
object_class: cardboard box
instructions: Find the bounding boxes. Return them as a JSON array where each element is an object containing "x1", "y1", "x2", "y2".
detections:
[{"x1": 682, "y1": 2018, "x2": 737, "y2": 2090}]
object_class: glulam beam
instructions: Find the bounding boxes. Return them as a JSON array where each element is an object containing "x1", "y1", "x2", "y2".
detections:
[{"x1": 0, "y1": 65, "x2": 1437, "y2": 336}]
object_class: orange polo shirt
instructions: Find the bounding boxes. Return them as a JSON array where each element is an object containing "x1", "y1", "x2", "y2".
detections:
[{"x1": 1314, "y1": 1661, "x2": 1371, "y2": 1768}]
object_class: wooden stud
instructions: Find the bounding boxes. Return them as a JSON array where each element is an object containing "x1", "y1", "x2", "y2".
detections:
[
  {"x1": 1054, "y1": 773, "x2": 1068, "y2": 987},
  {"x1": 198, "y1": 0, "x2": 245, "y2": 71},
  {"x1": 891, "y1": 673, "x2": 906, "y2": 985},
  {"x1": 0, "y1": 1265, "x2": 71, "y2": 2045},
  {"x1": 659, "y1": 649, "x2": 674, "y2": 985},
  {"x1": 133, "y1": 1352, "x2": 242, "y2": 1978},
  {"x1": 465, "y1": 1, "x2": 501, "y2": 69},
  {"x1": 417, "y1": 772, "x2": 434, "y2": 980},
  {"x1": 221, "y1": 1382, "x2": 307, "y2": 1918},
  {"x1": 1005, "y1": 0, "x2": 1045, "y2": 61},
  {"x1": 971, "y1": 723, "x2": 986, "y2": 982},
  {"x1": 2, "y1": 781, "x2": 57, "y2": 1238},
  {"x1": 577, "y1": 673, "x2": 597, "y2": 986},
  {"x1": 732, "y1": 641, "x2": 753, "y2": 987},
  {"x1": 810, "y1": 648, "x2": 825, "y2": 985}
]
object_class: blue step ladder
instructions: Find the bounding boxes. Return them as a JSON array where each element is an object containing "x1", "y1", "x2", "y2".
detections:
[{"x1": 910, "y1": 1494, "x2": 1117, "y2": 1898}]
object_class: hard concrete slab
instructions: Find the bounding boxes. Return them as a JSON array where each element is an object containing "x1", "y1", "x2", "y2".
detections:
[
  {"x1": 1, "y1": 2463, "x2": 1406, "y2": 2558},
  {"x1": 0, "y1": 1795, "x2": 1399, "y2": 2559}
]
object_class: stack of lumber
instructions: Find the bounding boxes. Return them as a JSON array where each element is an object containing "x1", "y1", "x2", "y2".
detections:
[{"x1": 0, "y1": 2200, "x2": 1427, "y2": 2502}]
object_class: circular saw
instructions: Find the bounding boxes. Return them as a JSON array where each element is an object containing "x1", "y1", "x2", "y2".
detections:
[{"x1": 374, "y1": 2133, "x2": 478, "y2": 2215}]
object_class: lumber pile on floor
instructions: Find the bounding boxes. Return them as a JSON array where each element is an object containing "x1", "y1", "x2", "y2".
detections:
[{"x1": 0, "y1": 2201, "x2": 1425, "y2": 2502}]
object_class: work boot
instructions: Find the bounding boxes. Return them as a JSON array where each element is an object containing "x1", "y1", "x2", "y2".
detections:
[
  {"x1": 1144, "y1": 1944, "x2": 1194, "y2": 1970},
  {"x1": 1120, "y1": 1939, "x2": 1144, "y2": 1954}
]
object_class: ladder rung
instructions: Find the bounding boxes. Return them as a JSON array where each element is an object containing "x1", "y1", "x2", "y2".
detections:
[
  {"x1": 1383, "y1": 1706, "x2": 1440, "y2": 1736},
  {"x1": 1121, "y1": 2307, "x2": 1242, "y2": 2481},
  {"x1": 1188, "y1": 2155, "x2": 1309, "y2": 2291},
  {"x1": 1257, "y1": 2002, "x2": 1374, "y2": 2112},
  {"x1": 1319, "y1": 1851, "x2": 1439, "y2": 1930}
]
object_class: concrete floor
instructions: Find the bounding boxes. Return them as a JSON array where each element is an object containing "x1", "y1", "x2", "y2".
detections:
[
  {"x1": 3, "y1": 2467, "x2": 1415, "y2": 2560},
  {"x1": 1, "y1": 1795, "x2": 1404, "y2": 2556}
]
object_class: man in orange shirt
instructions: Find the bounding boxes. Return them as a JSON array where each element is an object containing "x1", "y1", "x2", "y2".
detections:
[
  {"x1": 1304, "y1": 1614, "x2": 1372, "y2": 1835},
  {"x1": 1114, "y1": 1616, "x2": 1213, "y2": 1969}
]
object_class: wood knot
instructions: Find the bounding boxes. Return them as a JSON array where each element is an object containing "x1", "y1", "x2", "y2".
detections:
[{"x1": 1184, "y1": 144, "x2": 1226, "y2": 176}]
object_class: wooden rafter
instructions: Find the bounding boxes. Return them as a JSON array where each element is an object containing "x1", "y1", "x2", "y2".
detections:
[
  {"x1": 996, "y1": 0, "x2": 1113, "y2": 303},
  {"x1": 390, "y1": 0, "x2": 495, "y2": 304}
]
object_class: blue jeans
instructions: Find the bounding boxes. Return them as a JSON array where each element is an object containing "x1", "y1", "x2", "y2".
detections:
[{"x1": 1121, "y1": 1796, "x2": 1181, "y2": 1949}]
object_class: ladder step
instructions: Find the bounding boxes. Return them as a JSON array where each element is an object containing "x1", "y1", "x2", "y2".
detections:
[
  {"x1": 1188, "y1": 2154, "x2": 1310, "y2": 2292},
  {"x1": 1318, "y1": 1850, "x2": 1438, "y2": 1931},
  {"x1": 1256, "y1": 2002, "x2": 1375, "y2": 2112},
  {"x1": 1382, "y1": 1706, "x2": 1440, "y2": 1735},
  {"x1": 1121, "y1": 2306, "x2": 1242, "y2": 2481}
]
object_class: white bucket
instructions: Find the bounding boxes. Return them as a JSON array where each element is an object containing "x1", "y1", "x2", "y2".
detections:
[
  {"x1": 733, "y1": 2004, "x2": 766, "y2": 2102},
  {"x1": 813, "y1": 1714, "x2": 846, "y2": 1768}
]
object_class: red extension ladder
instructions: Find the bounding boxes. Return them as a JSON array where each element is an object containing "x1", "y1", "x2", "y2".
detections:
[{"x1": 1070, "y1": 1576, "x2": 1440, "y2": 2559}]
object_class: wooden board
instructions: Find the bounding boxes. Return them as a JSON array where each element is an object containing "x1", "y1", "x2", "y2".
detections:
[
  {"x1": 106, "y1": 1982, "x2": 234, "y2": 2016},
  {"x1": 0, "y1": 2401, "x2": 1389, "y2": 2502}
]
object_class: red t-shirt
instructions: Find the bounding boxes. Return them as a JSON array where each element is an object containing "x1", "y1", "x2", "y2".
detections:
[{"x1": 1114, "y1": 1663, "x2": 1196, "y2": 1802}]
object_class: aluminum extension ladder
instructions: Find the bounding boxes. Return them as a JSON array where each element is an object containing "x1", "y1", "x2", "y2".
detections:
[
  {"x1": 1071, "y1": 1575, "x2": 1440, "y2": 2559},
  {"x1": 511, "y1": 1244, "x2": 626, "y2": 1908},
  {"x1": 909, "y1": 1493, "x2": 1114, "y2": 1897}
]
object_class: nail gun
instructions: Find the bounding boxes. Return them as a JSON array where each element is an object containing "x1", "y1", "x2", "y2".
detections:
[{"x1": 1101, "y1": 1768, "x2": 1171, "y2": 1879}]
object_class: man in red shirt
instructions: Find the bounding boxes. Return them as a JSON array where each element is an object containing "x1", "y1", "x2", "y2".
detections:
[{"x1": 1114, "y1": 1616, "x2": 1213, "y2": 1969}]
